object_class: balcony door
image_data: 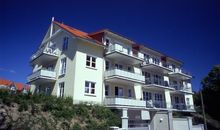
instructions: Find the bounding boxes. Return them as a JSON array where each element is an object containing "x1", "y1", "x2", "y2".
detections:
[
  {"x1": 115, "y1": 64, "x2": 123, "y2": 70},
  {"x1": 115, "y1": 86, "x2": 123, "y2": 97}
]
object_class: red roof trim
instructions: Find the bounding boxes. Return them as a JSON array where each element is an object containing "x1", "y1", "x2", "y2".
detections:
[{"x1": 53, "y1": 21, "x2": 104, "y2": 47}]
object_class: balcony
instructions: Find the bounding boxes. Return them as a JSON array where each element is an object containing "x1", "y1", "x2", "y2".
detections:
[
  {"x1": 27, "y1": 69, "x2": 56, "y2": 83},
  {"x1": 141, "y1": 59, "x2": 172, "y2": 74},
  {"x1": 30, "y1": 46, "x2": 58, "y2": 64},
  {"x1": 169, "y1": 68, "x2": 192, "y2": 80},
  {"x1": 105, "y1": 44, "x2": 144, "y2": 65},
  {"x1": 170, "y1": 84, "x2": 193, "y2": 93},
  {"x1": 172, "y1": 103, "x2": 195, "y2": 111},
  {"x1": 143, "y1": 78, "x2": 174, "y2": 90},
  {"x1": 105, "y1": 69, "x2": 145, "y2": 85},
  {"x1": 104, "y1": 97, "x2": 146, "y2": 108},
  {"x1": 146, "y1": 100, "x2": 167, "y2": 109}
]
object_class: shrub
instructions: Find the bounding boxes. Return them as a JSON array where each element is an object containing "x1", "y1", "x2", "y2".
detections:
[
  {"x1": 18, "y1": 101, "x2": 28, "y2": 112},
  {"x1": 3, "y1": 96, "x2": 13, "y2": 106},
  {"x1": 72, "y1": 123, "x2": 81, "y2": 130}
]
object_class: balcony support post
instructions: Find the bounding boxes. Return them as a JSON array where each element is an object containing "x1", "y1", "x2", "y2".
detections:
[
  {"x1": 121, "y1": 108, "x2": 128, "y2": 130},
  {"x1": 168, "y1": 110, "x2": 173, "y2": 130},
  {"x1": 165, "y1": 90, "x2": 172, "y2": 109}
]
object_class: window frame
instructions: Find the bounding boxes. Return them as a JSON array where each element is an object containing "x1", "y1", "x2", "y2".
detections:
[
  {"x1": 60, "y1": 57, "x2": 67, "y2": 75},
  {"x1": 62, "y1": 36, "x2": 69, "y2": 51},
  {"x1": 86, "y1": 55, "x2": 97, "y2": 69},
  {"x1": 59, "y1": 82, "x2": 65, "y2": 98},
  {"x1": 84, "y1": 81, "x2": 96, "y2": 95}
]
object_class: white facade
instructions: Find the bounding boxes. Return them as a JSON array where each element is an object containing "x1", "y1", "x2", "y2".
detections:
[{"x1": 28, "y1": 19, "x2": 196, "y2": 130}]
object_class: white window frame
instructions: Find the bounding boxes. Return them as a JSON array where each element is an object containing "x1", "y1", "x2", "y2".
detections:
[
  {"x1": 60, "y1": 58, "x2": 67, "y2": 75},
  {"x1": 85, "y1": 81, "x2": 96, "y2": 95},
  {"x1": 58, "y1": 82, "x2": 65, "y2": 98},
  {"x1": 86, "y1": 55, "x2": 96, "y2": 68}
]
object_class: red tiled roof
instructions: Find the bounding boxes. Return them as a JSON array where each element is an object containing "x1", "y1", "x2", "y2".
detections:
[
  {"x1": 0, "y1": 78, "x2": 30, "y2": 91},
  {"x1": 0, "y1": 79, "x2": 12, "y2": 86},
  {"x1": 53, "y1": 21, "x2": 104, "y2": 46}
]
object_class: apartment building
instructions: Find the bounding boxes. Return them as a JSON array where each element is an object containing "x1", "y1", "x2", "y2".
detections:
[{"x1": 28, "y1": 18, "x2": 196, "y2": 130}]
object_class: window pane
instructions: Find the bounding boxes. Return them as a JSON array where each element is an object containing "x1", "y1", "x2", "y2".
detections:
[
  {"x1": 92, "y1": 63, "x2": 96, "y2": 68},
  {"x1": 85, "y1": 87, "x2": 89, "y2": 93},
  {"x1": 105, "y1": 85, "x2": 109, "y2": 96},
  {"x1": 85, "y1": 82, "x2": 89, "y2": 87},
  {"x1": 92, "y1": 57, "x2": 96, "y2": 62},
  {"x1": 91, "y1": 88, "x2": 95, "y2": 94},
  {"x1": 91, "y1": 83, "x2": 95, "y2": 88},
  {"x1": 86, "y1": 61, "x2": 90, "y2": 66},
  {"x1": 86, "y1": 56, "x2": 90, "y2": 61}
]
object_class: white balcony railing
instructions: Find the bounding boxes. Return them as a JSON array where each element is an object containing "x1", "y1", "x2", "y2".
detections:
[
  {"x1": 104, "y1": 97, "x2": 146, "y2": 108},
  {"x1": 143, "y1": 58, "x2": 172, "y2": 70},
  {"x1": 105, "y1": 69, "x2": 145, "y2": 83},
  {"x1": 170, "y1": 84, "x2": 192, "y2": 92},
  {"x1": 172, "y1": 103, "x2": 194, "y2": 111},
  {"x1": 27, "y1": 69, "x2": 56, "y2": 82},
  {"x1": 31, "y1": 47, "x2": 58, "y2": 61},
  {"x1": 146, "y1": 100, "x2": 167, "y2": 108},
  {"x1": 107, "y1": 44, "x2": 143, "y2": 59},
  {"x1": 172, "y1": 68, "x2": 192, "y2": 77}
]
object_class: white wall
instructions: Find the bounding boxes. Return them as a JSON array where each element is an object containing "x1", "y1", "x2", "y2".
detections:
[{"x1": 72, "y1": 39, "x2": 104, "y2": 104}]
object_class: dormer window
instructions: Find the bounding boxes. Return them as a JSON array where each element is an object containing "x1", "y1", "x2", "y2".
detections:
[{"x1": 105, "y1": 38, "x2": 110, "y2": 47}]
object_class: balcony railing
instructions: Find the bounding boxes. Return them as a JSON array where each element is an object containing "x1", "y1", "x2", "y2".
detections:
[
  {"x1": 104, "y1": 97, "x2": 146, "y2": 108},
  {"x1": 143, "y1": 59, "x2": 171, "y2": 69},
  {"x1": 146, "y1": 100, "x2": 166, "y2": 108},
  {"x1": 172, "y1": 68, "x2": 192, "y2": 77},
  {"x1": 31, "y1": 47, "x2": 58, "y2": 61},
  {"x1": 105, "y1": 69, "x2": 145, "y2": 83},
  {"x1": 172, "y1": 103, "x2": 194, "y2": 110},
  {"x1": 170, "y1": 84, "x2": 192, "y2": 92},
  {"x1": 27, "y1": 69, "x2": 56, "y2": 82},
  {"x1": 107, "y1": 44, "x2": 143, "y2": 59}
]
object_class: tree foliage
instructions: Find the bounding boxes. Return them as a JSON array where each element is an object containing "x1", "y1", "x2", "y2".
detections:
[{"x1": 196, "y1": 65, "x2": 220, "y2": 122}]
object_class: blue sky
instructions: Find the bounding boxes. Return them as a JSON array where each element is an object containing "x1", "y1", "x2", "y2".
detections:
[{"x1": 0, "y1": 0, "x2": 219, "y2": 91}]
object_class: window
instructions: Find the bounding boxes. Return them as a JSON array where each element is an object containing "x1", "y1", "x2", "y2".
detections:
[
  {"x1": 105, "y1": 85, "x2": 109, "y2": 96},
  {"x1": 115, "y1": 64, "x2": 123, "y2": 70},
  {"x1": 143, "y1": 91, "x2": 152, "y2": 101},
  {"x1": 143, "y1": 71, "x2": 151, "y2": 84},
  {"x1": 85, "y1": 81, "x2": 95, "y2": 94},
  {"x1": 105, "y1": 38, "x2": 110, "y2": 47},
  {"x1": 127, "y1": 66, "x2": 132, "y2": 72},
  {"x1": 62, "y1": 37, "x2": 69, "y2": 51},
  {"x1": 86, "y1": 55, "x2": 96, "y2": 68},
  {"x1": 152, "y1": 57, "x2": 160, "y2": 65},
  {"x1": 144, "y1": 54, "x2": 150, "y2": 61},
  {"x1": 60, "y1": 58, "x2": 67, "y2": 75},
  {"x1": 106, "y1": 61, "x2": 110, "y2": 70},
  {"x1": 153, "y1": 74, "x2": 162, "y2": 85},
  {"x1": 45, "y1": 86, "x2": 51, "y2": 95},
  {"x1": 128, "y1": 89, "x2": 132, "y2": 98},
  {"x1": 115, "y1": 86, "x2": 123, "y2": 97},
  {"x1": 59, "y1": 82, "x2": 65, "y2": 98},
  {"x1": 186, "y1": 98, "x2": 190, "y2": 105},
  {"x1": 155, "y1": 93, "x2": 162, "y2": 101}
]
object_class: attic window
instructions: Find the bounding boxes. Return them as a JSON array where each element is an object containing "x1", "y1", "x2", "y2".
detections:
[
  {"x1": 62, "y1": 37, "x2": 69, "y2": 51},
  {"x1": 105, "y1": 38, "x2": 110, "y2": 47}
]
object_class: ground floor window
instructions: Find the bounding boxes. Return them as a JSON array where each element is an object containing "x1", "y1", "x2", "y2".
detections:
[
  {"x1": 85, "y1": 81, "x2": 95, "y2": 95},
  {"x1": 58, "y1": 82, "x2": 65, "y2": 97}
]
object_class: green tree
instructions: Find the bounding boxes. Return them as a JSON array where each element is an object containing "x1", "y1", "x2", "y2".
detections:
[{"x1": 199, "y1": 65, "x2": 220, "y2": 122}]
